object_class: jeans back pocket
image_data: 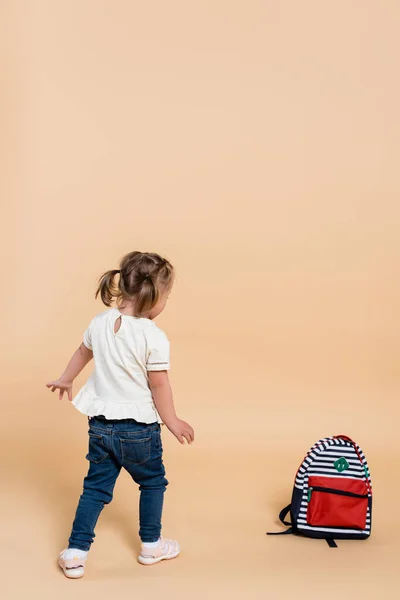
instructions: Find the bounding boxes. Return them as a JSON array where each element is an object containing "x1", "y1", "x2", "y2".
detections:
[
  {"x1": 120, "y1": 437, "x2": 151, "y2": 466},
  {"x1": 86, "y1": 433, "x2": 109, "y2": 464}
]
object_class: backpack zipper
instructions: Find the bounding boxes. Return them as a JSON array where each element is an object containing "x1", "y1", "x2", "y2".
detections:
[{"x1": 308, "y1": 486, "x2": 368, "y2": 500}]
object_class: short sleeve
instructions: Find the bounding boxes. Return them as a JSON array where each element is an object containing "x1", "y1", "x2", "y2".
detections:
[
  {"x1": 83, "y1": 319, "x2": 95, "y2": 351},
  {"x1": 146, "y1": 327, "x2": 171, "y2": 371}
]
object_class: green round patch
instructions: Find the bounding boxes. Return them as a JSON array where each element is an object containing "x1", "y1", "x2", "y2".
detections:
[{"x1": 334, "y1": 457, "x2": 350, "y2": 473}]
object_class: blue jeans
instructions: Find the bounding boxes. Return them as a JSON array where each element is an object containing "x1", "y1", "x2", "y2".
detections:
[{"x1": 68, "y1": 417, "x2": 168, "y2": 551}]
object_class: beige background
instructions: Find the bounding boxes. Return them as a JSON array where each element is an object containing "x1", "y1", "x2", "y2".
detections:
[{"x1": 1, "y1": 1, "x2": 399, "y2": 598}]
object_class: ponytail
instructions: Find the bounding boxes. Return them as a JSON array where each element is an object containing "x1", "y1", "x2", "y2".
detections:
[
  {"x1": 95, "y1": 269, "x2": 120, "y2": 307},
  {"x1": 134, "y1": 275, "x2": 159, "y2": 317}
]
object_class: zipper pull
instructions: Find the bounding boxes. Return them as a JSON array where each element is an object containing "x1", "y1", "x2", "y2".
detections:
[{"x1": 308, "y1": 487, "x2": 313, "y2": 502}]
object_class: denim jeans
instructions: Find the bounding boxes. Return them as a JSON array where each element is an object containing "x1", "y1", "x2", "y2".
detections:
[{"x1": 68, "y1": 416, "x2": 168, "y2": 551}]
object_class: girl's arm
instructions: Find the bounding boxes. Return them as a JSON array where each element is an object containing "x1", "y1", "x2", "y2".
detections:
[
  {"x1": 148, "y1": 370, "x2": 194, "y2": 444},
  {"x1": 46, "y1": 343, "x2": 93, "y2": 401}
]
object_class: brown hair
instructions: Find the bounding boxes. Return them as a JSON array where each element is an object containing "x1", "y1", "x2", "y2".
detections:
[{"x1": 96, "y1": 251, "x2": 174, "y2": 317}]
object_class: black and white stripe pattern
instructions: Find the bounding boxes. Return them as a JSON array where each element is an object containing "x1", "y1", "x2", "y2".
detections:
[{"x1": 294, "y1": 437, "x2": 372, "y2": 537}]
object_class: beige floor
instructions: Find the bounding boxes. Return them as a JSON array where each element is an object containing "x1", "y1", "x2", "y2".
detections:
[{"x1": 2, "y1": 383, "x2": 398, "y2": 600}]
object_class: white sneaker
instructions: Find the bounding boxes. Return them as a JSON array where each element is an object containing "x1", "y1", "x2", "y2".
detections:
[
  {"x1": 138, "y1": 537, "x2": 180, "y2": 565},
  {"x1": 58, "y1": 548, "x2": 88, "y2": 579}
]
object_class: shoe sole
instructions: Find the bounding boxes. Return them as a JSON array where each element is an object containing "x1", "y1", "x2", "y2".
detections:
[
  {"x1": 138, "y1": 550, "x2": 180, "y2": 566},
  {"x1": 58, "y1": 559, "x2": 85, "y2": 579}
]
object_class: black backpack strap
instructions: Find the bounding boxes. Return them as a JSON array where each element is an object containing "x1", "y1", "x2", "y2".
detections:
[
  {"x1": 267, "y1": 527, "x2": 293, "y2": 536},
  {"x1": 278, "y1": 504, "x2": 292, "y2": 526},
  {"x1": 268, "y1": 504, "x2": 338, "y2": 547},
  {"x1": 266, "y1": 504, "x2": 294, "y2": 536}
]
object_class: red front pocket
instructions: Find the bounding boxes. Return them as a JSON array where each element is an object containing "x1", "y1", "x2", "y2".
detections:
[{"x1": 307, "y1": 477, "x2": 369, "y2": 529}]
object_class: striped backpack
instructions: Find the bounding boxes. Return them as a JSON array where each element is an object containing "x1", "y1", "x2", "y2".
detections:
[{"x1": 268, "y1": 435, "x2": 372, "y2": 548}]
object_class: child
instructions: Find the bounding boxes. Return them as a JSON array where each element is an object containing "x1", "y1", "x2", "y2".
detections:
[{"x1": 47, "y1": 251, "x2": 194, "y2": 578}]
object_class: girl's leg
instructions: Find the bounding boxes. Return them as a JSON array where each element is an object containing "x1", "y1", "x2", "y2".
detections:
[
  {"x1": 121, "y1": 428, "x2": 168, "y2": 543},
  {"x1": 68, "y1": 452, "x2": 121, "y2": 551},
  {"x1": 137, "y1": 469, "x2": 168, "y2": 542}
]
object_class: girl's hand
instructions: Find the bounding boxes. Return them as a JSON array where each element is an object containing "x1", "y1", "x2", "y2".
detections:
[
  {"x1": 46, "y1": 379, "x2": 73, "y2": 401},
  {"x1": 46, "y1": 344, "x2": 93, "y2": 403},
  {"x1": 167, "y1": 418, "x2": 195, "y2": 445}
]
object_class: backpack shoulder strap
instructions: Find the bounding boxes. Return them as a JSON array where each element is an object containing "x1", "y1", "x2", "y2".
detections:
[
  {"x1": 267, "y1": 527, "x2": 293, "y2": 536},
  {"x1": 278, "y1": 504, "x2": 292, "y2": 526},
  {"x1": 266, "y1": 504, "x2": 293, "y2": 536}
]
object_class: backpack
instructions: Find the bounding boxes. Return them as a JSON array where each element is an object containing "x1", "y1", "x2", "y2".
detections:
[{"x1": 268, "y1": 435, "x2": 372, "y2": 548}]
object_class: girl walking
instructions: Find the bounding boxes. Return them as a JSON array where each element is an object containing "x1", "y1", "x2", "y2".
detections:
[{"x1": 47, "y1": 251, "x2": 194, "y2": 578}]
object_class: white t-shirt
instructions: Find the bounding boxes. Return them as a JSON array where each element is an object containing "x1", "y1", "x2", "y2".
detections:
[{"x1": 72, "y1": 308, "x2": 170, "y2": 423}]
